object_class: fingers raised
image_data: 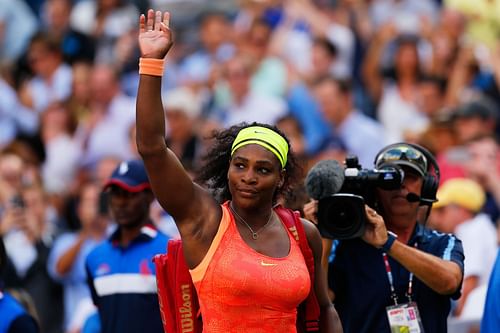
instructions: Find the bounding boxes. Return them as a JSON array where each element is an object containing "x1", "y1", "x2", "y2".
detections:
[
  {"x1": 146, "y1": 9, "x2": 154, "y2": 31},
  {"x1": 139, "y1": 14, "x2": 146, "y2": 32},
  {"x1": 154, "y1": 10, "x2": 162, "y2": 31},
  {"x1": 141, "y1": 10, "x2": 170, "y2": 32},
  {"x1": 163, "y1": 12, "x2": 170, "y2": 29}
]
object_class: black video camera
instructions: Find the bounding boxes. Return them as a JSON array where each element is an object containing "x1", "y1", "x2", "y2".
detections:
[{"x1": 317, "y1": 156, "x2": 404, "y2": 240}]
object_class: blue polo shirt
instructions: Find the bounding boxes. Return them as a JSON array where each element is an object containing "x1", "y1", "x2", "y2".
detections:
[
  {"x1": 0, "y1": 291, "x2": 38, "y2": 333},
  {"x1": 85, "y1": 223, "x2": 169, "y2": 333},
  {"x1": 328, "y1": 223, "x2": 464, "y2": 333},
  {"x1": 481, "y1": 248, "x2": 500, "y2": 333}
]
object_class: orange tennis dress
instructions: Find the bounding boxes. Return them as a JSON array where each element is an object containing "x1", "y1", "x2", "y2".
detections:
[{"x1": 189, "y1": 203, "x2": 311, "y2": 332}]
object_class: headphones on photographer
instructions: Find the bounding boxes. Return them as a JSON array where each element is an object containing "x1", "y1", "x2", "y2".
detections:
[{"x1": 374, "y1": 142, "x2": 440, "y2": 206}]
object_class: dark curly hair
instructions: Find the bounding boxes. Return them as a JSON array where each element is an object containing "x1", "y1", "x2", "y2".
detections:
[{"x1": 195, "y1": 122, "x2": 303, "y2": 204}]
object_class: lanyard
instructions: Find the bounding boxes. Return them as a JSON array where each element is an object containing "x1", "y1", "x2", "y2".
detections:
[{"x1": 382, "y1": 242, "x2": 417, "y2": 305}]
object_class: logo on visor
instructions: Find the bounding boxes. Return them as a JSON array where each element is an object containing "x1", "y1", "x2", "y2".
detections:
[{"x1": 118, "y1": 162, "x2": 129, "y2": 175}]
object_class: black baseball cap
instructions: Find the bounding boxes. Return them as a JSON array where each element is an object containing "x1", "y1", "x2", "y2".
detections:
[{"x1": 375, "y1": 144, "x2": 428, "y2": 177}]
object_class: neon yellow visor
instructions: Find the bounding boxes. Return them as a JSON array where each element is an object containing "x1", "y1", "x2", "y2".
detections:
[{"x1": 231, "y1": 126, "x2": 289, "y2": 168}]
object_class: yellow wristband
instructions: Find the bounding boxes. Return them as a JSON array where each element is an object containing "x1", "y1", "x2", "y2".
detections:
[{"x1": 139, "y1": 57, "x2": 165, "y2": 76}]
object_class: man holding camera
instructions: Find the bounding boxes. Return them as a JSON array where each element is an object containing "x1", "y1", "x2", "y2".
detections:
[{"x1": 305, "y1": 143, "x2": 464, "y2": 332}]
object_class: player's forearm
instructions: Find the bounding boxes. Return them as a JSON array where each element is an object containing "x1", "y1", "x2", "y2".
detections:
[{"x1": 136, "y1": 74, "x2": 167, "y2": 156}]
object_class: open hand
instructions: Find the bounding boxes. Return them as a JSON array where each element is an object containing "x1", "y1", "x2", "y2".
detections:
[{"x1": 138, "y1": 9, "x2": 173, "y2": 59}]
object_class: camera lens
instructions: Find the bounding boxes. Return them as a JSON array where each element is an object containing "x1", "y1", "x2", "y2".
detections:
[{"x1": 317, "y1": 194, "x2": 366, "y2": 239}]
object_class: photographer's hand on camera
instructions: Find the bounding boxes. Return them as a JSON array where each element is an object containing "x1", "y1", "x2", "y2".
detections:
[
  {"x1": 362, "y1": 205, "x2": 389, "y2": 249},
  {"x1": 303, "y1": 199, "x2": 319, "y2": 224}
]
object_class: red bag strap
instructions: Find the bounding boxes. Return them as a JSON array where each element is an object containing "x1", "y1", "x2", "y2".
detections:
[
  {"x1": 153, "y1": 249, "x2": 174, "y2": 333},
  {"x1": 153, "y1": 239, "x2": 202, "y2": 333},
  {"x1": 274, "y1": 206, "x2": 321, "y2": 332}
]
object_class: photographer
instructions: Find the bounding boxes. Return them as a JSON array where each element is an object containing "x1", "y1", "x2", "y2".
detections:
[{"x1": 305, "y1": 143, "x2": 464, "y2": 332}]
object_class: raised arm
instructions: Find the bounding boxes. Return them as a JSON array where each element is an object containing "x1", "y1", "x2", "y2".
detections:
[
  {"x1": 361, "y1": 23, "x2": 397, "y2": 103},
  {"x1": 136, "y1": 10, "x2": 221, "y2": 266}
]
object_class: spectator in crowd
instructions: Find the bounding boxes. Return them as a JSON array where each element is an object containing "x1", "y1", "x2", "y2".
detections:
[
  {"x1": 275, "y1": 114, "x2": 307, "y2": 162},
  {"x1": 430, "y1": 178, "x2": 497, "y2": 319},
  {"x1": 416, "y1": 75, "x2": 447, "y2": 119},
  {"x1": 1, "y1": 183, "x2": 64, "y2": 333},
  {"x1": 238, "y1": 18, "x2": 288, "y2": 98},
  {"x1": 363, "y1": 32, "x2": 429, "y2": 142},
  {"x1": 450, "y1": 97, "x2": 499, "y2": 145},
  {"x1": 39, "y1": 102, "x2": 81, "y2": 197},
  {"x1": 284, "y1": 37, "x2": 342, "y2": 157},
  {"x1": 444, "y1": 43, "x2": 500, "y2": 108},
  {"x1": 85, "y1": 159, "x2": 169, "y2": 333},
  {"x1": 444, "y1": 0, "x2": 500, "y2": 50},
  {"x1": 0, "y1": 0, "x2": 38, "y2": 63},
  {"x1": 64, "y1": 61, "x2": 93, "y2": 129},
  {"x1": 0, "y1": 236, "x2": 39, "y2": 333},
  {"x1": 1, "y1": 141, "x2": 44, "y2": 190},
  {"x1": 0, "y1": 69, "x2": 38, "y2": 149},
  {"x1": 178, "y1": 10, "x2": 235, "y2": 87},
  {"x1": 69, "y1": 0, "x2": 139, "y2": 64},
  {"x1": 20, "y1": 32, "x2": 73, "y2": 114},
  {"x1": 369, "y1": 0, "x2": 439, "y2": 32},
  {"x1": 269, "y1": 0, "x2": 355, "y2": 80},
  {"x1": 162, "y1": 86, "x2": 203, "y2": 173},
  {"x1": 135, "y1": 10, "x2": 342, "y2": 332},
  {"x1": 437, "y1": 134, "x2": 500, "y2": 224},
  {"x1": 211, "y1": 53, "x2": 288, "y2": 127},
  {"x1": 463, "y1": 135, "x2": 500, "y2": 223},
  {"x1": 48, "y1": 181, "x2": 109, "y2": 333},
  {"x1": 426, "y1": 9, "x2": 464, "y2": 79},
  {"x1": 75, "y1": 65, "x2": 136, "y2": 169},
  {"x1": 311, "y1": 75, "x2": 386, "y2": 167},
  {"x1": 417, "y1": 111, "x2": 458, "y2": 157},
  {"x1": 307, "y1": 37, "x2": 340, "y2": 84},
  {"x1": 42, "y1": 0, "x2": 96, "y2": 64},
  {"x1": 305, "y1": 143, "x2": 464, "y2": 332},
  {"x1": 0, "y1": 148, "x2": 41, "y2": 213}
]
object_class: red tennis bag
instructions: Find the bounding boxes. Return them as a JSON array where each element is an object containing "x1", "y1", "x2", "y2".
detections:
[{"x1": 153, "y1": 206, "x2": 320, "y2": 333}]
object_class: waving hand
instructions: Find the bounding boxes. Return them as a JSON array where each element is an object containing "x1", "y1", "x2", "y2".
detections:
[{"x1": 138, "y1": 9, "x2": 173, "y2": 59}]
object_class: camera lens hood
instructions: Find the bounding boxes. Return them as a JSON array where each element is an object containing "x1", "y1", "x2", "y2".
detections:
[{"x1": 317, "y1": 194, "x2": 366, "y2": 240}]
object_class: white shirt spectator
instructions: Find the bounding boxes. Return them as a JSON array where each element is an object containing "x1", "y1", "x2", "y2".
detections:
[
  {"x1": 0, "y1": 0, "x2": 38, "y2": 62},
  {"x1": 326, "y1": 22, "x2": 355, "y2": 79},
  {"x1": 338, "y1": 111, "x2": 388, "y2": 167},
  {"x1": 0, "y1": 78, "x2": 38, "y2": 148},
  {"x1": 76, "y1": 94, "x2": 136, "y2": 168},
  {"x1": 217, "y1": 92, "x2": 288, "y2": 128},
  {"x1": 377, "y1": 82, "x2": 429, "y2": 142},
  {"x1": 455, "y1": 213, "x2": 497, "y2": 287},
  {"x1": 42, "y1": 134, "x2": 82, "y2": 194},
  {"x1": 70, "y1": 0, "x2": 139, "y2": 38},
  {"x1": 29, "y1": 64, "x2": 73, "y2": 113}
]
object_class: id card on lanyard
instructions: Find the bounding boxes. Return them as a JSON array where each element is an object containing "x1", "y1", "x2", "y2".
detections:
[{"x1": 383, "y1": 244, "x2": 425, "y2": 333}]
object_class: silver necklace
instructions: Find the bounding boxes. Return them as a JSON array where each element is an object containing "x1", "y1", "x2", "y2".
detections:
[{"x1": 229, "y1": 203, "x2": 274, "y2": 240}]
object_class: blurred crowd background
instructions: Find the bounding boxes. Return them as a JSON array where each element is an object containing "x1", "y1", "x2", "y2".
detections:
[{"x1": 1, "y1": 0, "x2": 500, "y2": 332}]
